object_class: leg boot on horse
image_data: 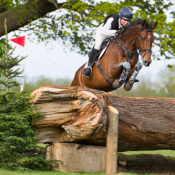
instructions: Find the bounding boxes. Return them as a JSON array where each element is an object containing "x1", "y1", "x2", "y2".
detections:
[
  {"x1": 124, "y1": 62, "x2": 143, "y2": 91},
  {"x1": 82, "y1": 47, "x2": 99, "y2": 78},
  {"x1": 112, "y1": 62, "x2": 131, "y2": 89}
]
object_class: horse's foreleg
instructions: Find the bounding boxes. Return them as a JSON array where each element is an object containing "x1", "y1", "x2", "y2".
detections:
[
  {"x1": 124, "y1": 62, "x2": 143, "y2": 91},
  {"x1": 112, "y1": 62, "x2": 131, "y2": 89},
  {"x1": 129, "y1": 62, "x2": 143, "y2": 83}
]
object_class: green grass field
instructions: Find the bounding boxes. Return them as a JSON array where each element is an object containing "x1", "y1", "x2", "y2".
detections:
[
  {"x1": 0, "y1": 168, "x2": 166, "y2": 175},
  {"x1": 0, "y1": 168, "x2": 150, "y2": 175},
  {"x1": 123, "y1": 149, "x2": 175, "y2": 157}
]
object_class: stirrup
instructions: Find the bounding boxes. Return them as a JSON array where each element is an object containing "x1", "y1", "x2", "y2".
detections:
[{"x1": 82, "y1": 67, "x2": 92, "y2": 78}]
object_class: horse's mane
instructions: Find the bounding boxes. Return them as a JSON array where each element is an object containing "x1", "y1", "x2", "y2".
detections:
[{"x1": 125, "y1": 18, "x2": 152, "y2": 30}]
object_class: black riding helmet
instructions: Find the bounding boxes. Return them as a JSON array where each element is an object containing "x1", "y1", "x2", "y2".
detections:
[{"x1": 118, "y1": 7, "x2": 133, "y2": 21}]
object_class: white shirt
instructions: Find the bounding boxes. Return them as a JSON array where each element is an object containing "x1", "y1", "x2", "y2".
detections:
[{"x1": 100, "y1": 17, "x2": 123, "y2": 36}]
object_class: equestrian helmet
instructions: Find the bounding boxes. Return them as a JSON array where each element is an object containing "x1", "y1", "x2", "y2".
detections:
[{"x1": 118, "y1": 7, "x2": 133, "y2": 21}]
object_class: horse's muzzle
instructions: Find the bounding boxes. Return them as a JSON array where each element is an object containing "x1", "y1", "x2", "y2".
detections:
[{"x1": 143, "y1": 60, "x2": 151, "y2": 67}]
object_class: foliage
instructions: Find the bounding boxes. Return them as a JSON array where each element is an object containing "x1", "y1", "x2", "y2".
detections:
[
  {"x1": 0, "y1": 20, "x2": 58, "y2": 171},
  {"x1": 0, "y1": 38, "x2": 12, "y2": 57},
  {"x1": 154, "y1": 66, "x2": 175, "y2": 97},
  {"x1": 0, "y1": 0, "x2": 175, "y2": 61}
]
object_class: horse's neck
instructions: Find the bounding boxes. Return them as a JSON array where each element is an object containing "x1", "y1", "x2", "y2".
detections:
[{"x1": 122, "y1": 26, "x2": 140, "y2": 52}]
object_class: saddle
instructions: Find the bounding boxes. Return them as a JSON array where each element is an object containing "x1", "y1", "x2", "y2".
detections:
[{"x1": 88, "y1": 38, "x2": 113, "y2": 59}]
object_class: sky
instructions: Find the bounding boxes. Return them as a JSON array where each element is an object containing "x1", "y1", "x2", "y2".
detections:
[{"x1": 9, "y1": 35, "x2": 174, "y2": 85}]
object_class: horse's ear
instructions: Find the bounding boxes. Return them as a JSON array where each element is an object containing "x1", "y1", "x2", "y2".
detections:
[
  {"x1": 151, "y1": 22, "x2": 158, "y2": 30},
  {"x1": 142, "y1": 20, "x2": 147, "y2": 28}
]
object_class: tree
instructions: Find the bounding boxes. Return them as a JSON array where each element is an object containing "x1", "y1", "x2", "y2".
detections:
[
  {"x1": 0, "y1": 19, "x2": 57, "y2": 170},
  {"x1": 0, "y1": 0, "x2": 175, "y2": 60}
]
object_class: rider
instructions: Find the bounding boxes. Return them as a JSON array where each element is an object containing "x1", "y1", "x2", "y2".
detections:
[{"x1": 82, "y1": 7, "x2": 133, "y2": 78}]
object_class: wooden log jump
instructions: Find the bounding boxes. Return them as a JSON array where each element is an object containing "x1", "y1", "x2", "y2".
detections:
[
  {"x1": 31, "y1": 85, "x2": 175, "y2": 173},
  {"x1": 31, "y1": 85, "x2": 175, "y2": 152}
]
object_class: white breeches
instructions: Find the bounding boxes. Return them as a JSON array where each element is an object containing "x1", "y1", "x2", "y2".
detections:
[{"x1": 94, "y1": 24, "x2": 110, "y2": 50}]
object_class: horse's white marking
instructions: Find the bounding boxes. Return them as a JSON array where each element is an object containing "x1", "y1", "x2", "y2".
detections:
[{"x1": 148, "y1": 34, "x2": 151, "y2": 40}]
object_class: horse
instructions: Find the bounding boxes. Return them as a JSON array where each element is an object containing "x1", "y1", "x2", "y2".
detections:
[{"x1": 71, "y1": 19, "x2": 158, "y2": 92}]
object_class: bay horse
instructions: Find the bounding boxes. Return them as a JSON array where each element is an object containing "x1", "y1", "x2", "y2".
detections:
[{"x1": 71, "y1": 19, "x2": 158, "y2": 92}]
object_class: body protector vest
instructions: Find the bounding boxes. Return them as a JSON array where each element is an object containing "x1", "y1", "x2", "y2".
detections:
[{"x1": 103, "y1": 14, "x2": 121, "y2": 30}]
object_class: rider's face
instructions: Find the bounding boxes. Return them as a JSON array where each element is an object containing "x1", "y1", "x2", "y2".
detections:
[{"x1": 120, "y1": 19, "x2": 130, "y2": 26}]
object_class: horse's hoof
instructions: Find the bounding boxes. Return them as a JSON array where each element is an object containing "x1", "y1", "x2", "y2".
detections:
[
  {"x1": 112, "y1": 79, "x2": 123, "y2": 89},
  {"x1": 124, "y1": 81, "x2": 134, "y2": 91}
]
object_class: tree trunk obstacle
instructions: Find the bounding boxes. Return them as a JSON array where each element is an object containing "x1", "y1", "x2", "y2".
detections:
[
  {"x1": 31, "y1": 85, "x2": 175, "y2": 151},
  {"x1": 31, "y1": 86, "x2": 175, "y2": 173}
]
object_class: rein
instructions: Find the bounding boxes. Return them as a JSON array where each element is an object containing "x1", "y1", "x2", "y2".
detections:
[
  {"x1": 112, "y1": 27, "x2": 153, "y2": 62},
  {"x1": 112, "y1": 36, "x2": 138, "y2": 62}
]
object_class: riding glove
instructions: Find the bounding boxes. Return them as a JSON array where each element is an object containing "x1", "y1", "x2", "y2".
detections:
[{"x1": 115, "y1": 28, "x2": 124, "y2": 37}]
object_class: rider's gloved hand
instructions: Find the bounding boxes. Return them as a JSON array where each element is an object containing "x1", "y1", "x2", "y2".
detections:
[
  {"x1": 117, "y1": 30, "x2": 123, "y2": 35},
  {"x1": 115, "y1": 28, "x2": 124, "y2": 37}
]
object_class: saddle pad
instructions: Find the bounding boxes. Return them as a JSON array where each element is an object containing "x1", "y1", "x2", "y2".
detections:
[{"x1": 98, "y1": 38, "x2": 113, "y2": 60}]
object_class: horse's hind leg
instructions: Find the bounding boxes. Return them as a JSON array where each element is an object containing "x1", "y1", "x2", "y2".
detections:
[
  {"x1": 124, "y1": 62, "x2": 143, "y2": 91},
  {"x1": 112, "y1": 62, "x2": 131, "y2": 89}
]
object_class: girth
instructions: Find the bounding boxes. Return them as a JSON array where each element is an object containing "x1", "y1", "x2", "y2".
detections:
[{"x1": 96, "y1": 60, "x2": 113, "y2": 85}]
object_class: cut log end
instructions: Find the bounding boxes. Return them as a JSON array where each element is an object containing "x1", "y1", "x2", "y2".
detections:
[{"x1": 108, "y1": 106, "x2": 119, "y2": 115}]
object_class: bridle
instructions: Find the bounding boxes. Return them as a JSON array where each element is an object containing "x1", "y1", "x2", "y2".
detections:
[
  {"x1": 136, "y1": 28, "x2": 153, "y2": 59},
  {"x1": 113, "y1": 27, "x2": 153, "y2": 62}
]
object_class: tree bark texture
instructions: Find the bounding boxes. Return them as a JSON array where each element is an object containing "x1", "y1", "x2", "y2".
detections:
[
  {"x1": 31, "y1": 86, "x2": 175, "y2": 152},
  {"x1": 0, "y1": 0, "x2": 60, "y2": 36}
]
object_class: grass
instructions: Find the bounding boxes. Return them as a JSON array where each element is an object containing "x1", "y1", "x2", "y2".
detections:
[
  {"x1": 0, "y1": 168, "x2": 166, "y2": 175},
  {"x1": 0, "y1": 168, "x2": 153, "y2": 175},
  {"x1": 123, "y1": 150, "x2": 175, "y2": 157},
  {"x1": 0, "y1": 168, "x2": 109, "y2": 175}
]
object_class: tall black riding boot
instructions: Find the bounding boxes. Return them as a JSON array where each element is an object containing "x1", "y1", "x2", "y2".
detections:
[{"x1": 82, "y1": 47, "x2": 99, "y2": 78}]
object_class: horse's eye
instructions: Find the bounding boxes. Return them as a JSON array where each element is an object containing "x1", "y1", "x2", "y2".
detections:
[{"x1": 141, "y1": 37, "x2": 144, "y2": 41}]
